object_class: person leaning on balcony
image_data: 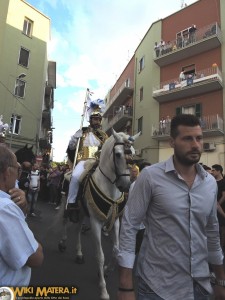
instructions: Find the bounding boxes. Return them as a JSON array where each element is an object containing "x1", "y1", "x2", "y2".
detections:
[
  {"x1": 154, "y1": 42, "x2": 160, "y2": 57},
  {"x1": 189, "y1": 24, "x2": 197, "y2": 43},
  {"x1": 117, "y1": 114, "x2": 225, "y2": 300},
  {"x1": 179, "y1": 71, "x2": 186, "y2": 82},
  {"x1": 0, "y1": 144, "x2": 43, "y2": 286}
]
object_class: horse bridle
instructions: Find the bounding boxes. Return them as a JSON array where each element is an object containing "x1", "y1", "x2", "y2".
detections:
[{"x1": 98, "y1": 141, "x2": 133, "y2": 185}]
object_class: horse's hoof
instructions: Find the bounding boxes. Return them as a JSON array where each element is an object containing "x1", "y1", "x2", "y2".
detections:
[
  {"x1": 75, "y1": 256, "x2": 85, "y2": 264},
  {"x1": 58, "y1": 240, "x2": 66, "y2": 252}
]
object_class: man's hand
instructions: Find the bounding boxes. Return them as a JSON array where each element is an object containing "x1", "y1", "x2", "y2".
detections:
[{"x1": 9, "y1": 188, "x2": 28, "y2": 215}]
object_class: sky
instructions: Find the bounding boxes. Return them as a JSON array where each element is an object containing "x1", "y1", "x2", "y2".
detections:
[{"x1": 26, "y1": 0, "x2": 198, "y2": 162}]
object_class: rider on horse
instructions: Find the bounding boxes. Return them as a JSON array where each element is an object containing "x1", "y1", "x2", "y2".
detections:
[{"x1": 66, "y1": 110, "x2": 108, "y2": 222}]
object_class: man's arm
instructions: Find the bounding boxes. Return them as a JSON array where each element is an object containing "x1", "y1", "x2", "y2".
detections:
[
  {"x1": 26, "y1": 242, "x2": 44, "y2": 268},
  {"x1": 217, "y1": 203, "x2": 225, "y2": 218},
  {"x1": 219, "y1": 191, "x2": 225, "y2": 206},
  {"x1": 69, "y1": 129, "x2": 83, "y2": 150},
  {"x1": 118, "y1": 266, "x2": 135, "y2": 300}
]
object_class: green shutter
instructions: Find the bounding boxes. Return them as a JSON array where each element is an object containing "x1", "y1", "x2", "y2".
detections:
[
  {"x1": 176, "y1": 107, "x2": 182, "y2": 115},
  {"x1": 195, "y1": 103, "x2": 202, "y2": 117}
]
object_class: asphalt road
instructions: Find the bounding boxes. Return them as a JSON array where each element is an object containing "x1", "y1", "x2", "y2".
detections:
[{"x1": 27, "y1": 197, "x2": 119, "y2": 300}]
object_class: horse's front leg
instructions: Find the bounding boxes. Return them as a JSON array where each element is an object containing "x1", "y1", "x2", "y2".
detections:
[
  {"x1": 90, "y1": 218, "x2": 109, "y2": 300},
  {"x1": 75, "y1": 221, "x2": 84, "y2": 264},
  {"x1": 104, "y1": 218, "x2": 120, "y2": 277}
]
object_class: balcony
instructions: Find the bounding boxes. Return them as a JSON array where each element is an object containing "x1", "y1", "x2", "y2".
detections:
[
  {"x1": 42, "y1": 110, "x2": 51, "y2": 130},
  {"x1": 103, "y1": 80, "x2": 133, "y2": 116},
  {"x1": 153, "y1": 66, "x2": 223, "y2": 103},
  {"x1": 153, "y1": 22, "x2": 222, "y2": 67},
  {"x1": 45, "y1": 85, "x2": 54, "y2": 109},
  {"x1": 152, "y1": 114, "x2": 224, "y2": 140},
  {"x1": 201, "y1": 114, "x2": 224, "y2": 137},
  {"x1": 104, "y1": 106, "x2": 133, "y2": 134}
]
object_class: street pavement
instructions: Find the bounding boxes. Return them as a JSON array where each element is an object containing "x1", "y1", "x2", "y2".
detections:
[{"x1": 27, "y1": 197, "x2": 119, "y2": 300}]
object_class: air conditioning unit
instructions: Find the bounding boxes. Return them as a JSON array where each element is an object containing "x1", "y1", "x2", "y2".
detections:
[
  {"x1": 135, "y1": 149, "x2": 142, "y2": 156},
  {"x1": 203, "y1": 142, "x2": 216, "y2": 151}
]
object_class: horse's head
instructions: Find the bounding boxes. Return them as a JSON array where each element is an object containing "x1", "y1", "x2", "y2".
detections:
[
  {"x1": 99, "y1": 128, "x2": 140, "y2": 192},
  {"x1": 15, "y1": 144, "x2": 36, "y2": 164}
]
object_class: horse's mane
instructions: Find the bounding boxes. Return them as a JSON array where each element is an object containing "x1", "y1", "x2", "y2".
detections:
[
  {"x1": 104, "y1": 132, "x2": 130, "y2": 147},
  {"x1": 102, "y1": 132, "x2": 135, "y2": 154}
]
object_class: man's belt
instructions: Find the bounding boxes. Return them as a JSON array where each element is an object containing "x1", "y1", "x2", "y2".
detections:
[{"x1": 77, "y1": 146, "x2": 98, "y2": 161}]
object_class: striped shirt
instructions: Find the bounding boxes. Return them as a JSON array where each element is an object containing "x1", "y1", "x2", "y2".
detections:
[{"x1": 117, "y1": 156, "x2": 223, "y2": 300}]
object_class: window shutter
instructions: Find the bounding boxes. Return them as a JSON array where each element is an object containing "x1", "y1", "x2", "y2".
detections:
[
  {"x1": 176, "y1": 107, "x2": 182, "y2": 115},
  {"x1": 195, "y1": 103, "x2": 202, "y2": 117}
]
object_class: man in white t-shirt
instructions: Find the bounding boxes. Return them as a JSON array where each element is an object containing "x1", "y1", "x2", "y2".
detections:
[{"x1": 27, "y1": 164, "x2": 40, "y2": 217}]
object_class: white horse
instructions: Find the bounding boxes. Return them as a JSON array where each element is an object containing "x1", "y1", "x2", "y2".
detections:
[{"x1": 58, "y1": 129, "x2": 140, "y2": 299}]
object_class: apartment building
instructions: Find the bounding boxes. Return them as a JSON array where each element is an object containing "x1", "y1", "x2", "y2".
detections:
[
  {"x1": 104, "y1": 0, "x2": 225, "y2": 168},
  {"x1": 0, "y1": 0, "x2": 56, "y2": 160},
  {"x1": 103, "y1": 55, "x2": 135, "y2": 136}
]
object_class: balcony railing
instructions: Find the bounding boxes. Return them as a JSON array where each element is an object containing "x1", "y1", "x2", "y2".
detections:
[
  {"x1": 152, "y1": 114, "x2": 224, "y2": 140},
  {"x1": 104, "y1": 106, "x2": 133, "y2": 132},
  {"x1": 104, "y1": 80, "x2": 134, "y2": 116},
  {"x1": 152, "y1": 66, "x2": 223, "y2": 103},
  {"x1": 153, "y1": 22, "x2": 222, "y2": 67}
]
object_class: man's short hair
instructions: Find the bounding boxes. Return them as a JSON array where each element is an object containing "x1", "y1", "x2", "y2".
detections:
[
  {"x1": 212, "y1": 164, "x2": 223, "y2": 174},
  {"x1": 139, "y1": 161, "x2": 151, "y2": 172},
  {"x1": 0, "y1": 144, "x2": 15, "y2": 173},
  {"x1": 170, "y1": 114, "x2": 201, "y2": 138}
]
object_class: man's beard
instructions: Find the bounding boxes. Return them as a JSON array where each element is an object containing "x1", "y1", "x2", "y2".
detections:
[
  {"x1": 91, "y1": 124, "x2": 101, "y2": 130},
  {"x1": 174, "y1": 149, "x2": 201, "y2": 166}
]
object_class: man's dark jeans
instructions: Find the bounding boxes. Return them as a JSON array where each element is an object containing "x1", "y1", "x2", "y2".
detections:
[{"x1": 137, "y1": 277, "x2": 210, "y2": 300}]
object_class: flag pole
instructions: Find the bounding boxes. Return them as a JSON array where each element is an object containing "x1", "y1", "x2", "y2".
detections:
[{"x1": 72, "y1": 88, "x2": 90, "y2": 170}]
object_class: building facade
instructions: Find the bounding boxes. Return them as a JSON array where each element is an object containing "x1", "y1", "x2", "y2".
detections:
[
  {"x1": 102, "y1": 55, "x2": 135, "y2": 136},
  {"x1": 104, "y1": 0, "x2": 225, "y2": 168},
  {"x1": 0, "y1": 0, "x2": 56, "y2": 161}
]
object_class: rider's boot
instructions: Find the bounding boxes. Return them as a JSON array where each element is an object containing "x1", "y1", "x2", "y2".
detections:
[{"x1": 66, "y1": 202, "x2": 80, "y2": 223}]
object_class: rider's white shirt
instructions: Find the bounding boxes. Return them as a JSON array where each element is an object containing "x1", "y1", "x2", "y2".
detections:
[{"x1": 83, "y1": 132, "x2": 101, "y2": 147}]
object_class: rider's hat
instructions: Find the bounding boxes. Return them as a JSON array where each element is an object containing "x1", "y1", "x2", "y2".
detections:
[{"x1": 90, "y1": 110, "x2": 102, "y2": 120}]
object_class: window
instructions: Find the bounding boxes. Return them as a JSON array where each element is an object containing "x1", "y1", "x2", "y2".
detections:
[
  {"x1": 138, "y1": 116, "x2": 143, "y2": 134},
  {"x1": 14, "y1": 79, "x2": 26, "y2": 98},
  {"x1": 18, "y1": 47, "x2": 30, "y2": 67},
  {"x1": 125, "y1": 78, "x2": 130, "y2": 88},
  {"x1": 23, "y1": 18, "x2": 33, "y2": 37},
  {"x1": 10, "y1": 114, "x2": 21, "y2": 135},
  {"x1": 140, "y1": 87, "x2": 144, "y2": 101},
  {"x1": 176, "y1": 103, "x2": 202, "y2": 118},
  {"x1": 139, "y1": 56, "x2": 145, "y2": 72},
  {"x1": 182, "y1": 64, "x2": 196, "y2": 77}
]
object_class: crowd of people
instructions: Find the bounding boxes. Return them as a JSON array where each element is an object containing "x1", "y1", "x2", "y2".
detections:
[{"x1": 18, "y1": 161, "x2": 71, "y2": 216}]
